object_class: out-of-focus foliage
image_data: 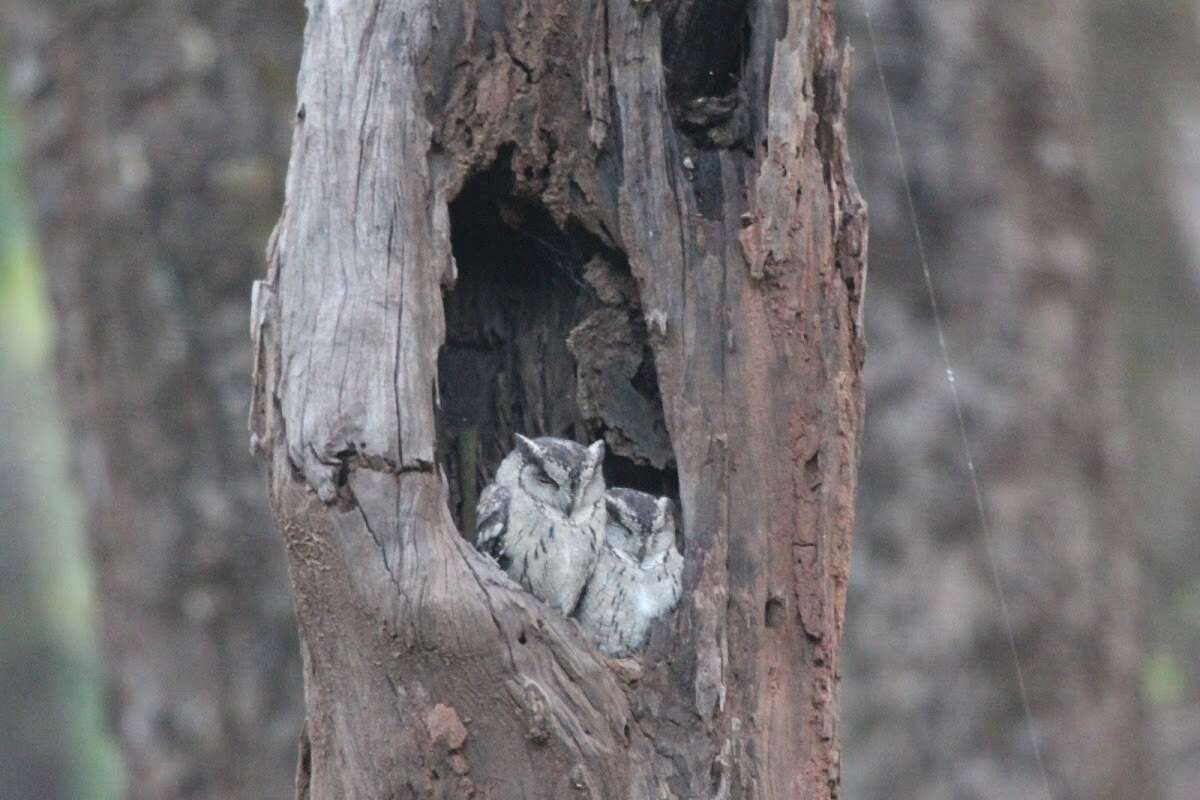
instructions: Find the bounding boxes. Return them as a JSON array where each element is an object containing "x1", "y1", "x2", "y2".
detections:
[{"x1": 0, "y1": 82, "x2": 124, "y2": 800}]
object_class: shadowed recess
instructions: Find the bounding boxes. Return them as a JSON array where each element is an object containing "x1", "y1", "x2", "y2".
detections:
[
  {"x1": 437, "y1": 153, "x2": 678, "y2": 538},
  {"x1": 660, "y1": 0, "x2": 753, "y2": 146}
]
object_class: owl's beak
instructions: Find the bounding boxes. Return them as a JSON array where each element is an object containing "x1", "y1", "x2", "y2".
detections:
[
  {"x1": 569, "y1": 479, "x2": 585, "y2": 515},
  {"x1": 570, "y1": 467, "x2": 599, "y2": 514}
]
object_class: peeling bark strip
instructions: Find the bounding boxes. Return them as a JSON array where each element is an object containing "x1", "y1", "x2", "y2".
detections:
[{"x1": 254, "y1": 0, "x2": 865, "y2": 797}]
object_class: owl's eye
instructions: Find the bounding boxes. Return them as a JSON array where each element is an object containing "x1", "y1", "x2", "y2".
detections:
[{"x1": 533, "y1": 471, "x2": 555, "y2": 487}]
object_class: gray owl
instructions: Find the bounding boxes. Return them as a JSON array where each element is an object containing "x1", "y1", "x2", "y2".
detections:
[
  {"x1": 475, "y1": 435, "x2": 606, "y2": 615},
  {"x1": 574, "y1": 488, "x2": 683, "y2": 657}
]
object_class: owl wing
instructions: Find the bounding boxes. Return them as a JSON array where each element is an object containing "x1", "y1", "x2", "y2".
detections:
[
  {"x1": 474, "y1": 483, "x2": 511, "y2": 560},
  {"x1": 659, "y1": 549, "x2": 684, "y2": 607}
]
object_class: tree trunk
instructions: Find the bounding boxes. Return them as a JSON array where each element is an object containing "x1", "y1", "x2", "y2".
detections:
[
  {"x1": 3, "y1": 2, "x2": 304, "y2": 797},
  {"x1": 252, "y1": 0, "x2": 865, "y2": 797},
  {"x1": 841, "y1": 1, "x2": 1154, "y2": 799}
]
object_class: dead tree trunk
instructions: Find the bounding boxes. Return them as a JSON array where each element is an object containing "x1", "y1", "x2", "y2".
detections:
[
  {"x1": 841, "y1": 1, "x2": 1155, "y2": 799},
  {"x1": 253, "y1": 0, "x2": 865, "y2": 797},
  {"x1": 3, "y1": 2, "x2": 304, "y2": 796}
]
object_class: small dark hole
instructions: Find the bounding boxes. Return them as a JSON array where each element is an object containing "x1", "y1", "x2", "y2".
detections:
[
  {"x1": 298, "y1": 731, "x2": 311, "y2": 776},
  {"x1": 661, "y1": 0, "x2": 752, "y2": 148},
  {"x1": 765, "y1": 598, "x2": 785, "y2": 629},
  {"x1": 805, "y1": 451, "x2": 821, "y2": 487},
  {"x1": 518, "y1": 631, "x2": 527, "y2": 645},
  {"x1": 662, "y1": 0, "x2": 750, "y2": 103}
]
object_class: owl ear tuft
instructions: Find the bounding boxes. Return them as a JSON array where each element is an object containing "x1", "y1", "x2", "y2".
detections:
[
  {"x1": 605, "y1": 491, "x2": 629, "y2": 519},
  {"x1": 604, "y1": 494, "x2": 621, "y2": 516},
  {"x1": 655, "y1": 497, "x2": 676, "y2": 535},
  {"x1": 586, "y1": 439, "x2": 606, "y2": 468},
  {"x1": 514, "y1": 433, "x2": 544, "y2": 464},
  {"x1": 647, "y1": 498, "x2": 678, "y2": 558},
  {"x1": 656, "y1": 496, "x2": 674, "y2": 520}
]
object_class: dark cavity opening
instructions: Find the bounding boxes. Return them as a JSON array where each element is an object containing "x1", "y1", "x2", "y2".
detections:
[
  {"x1": 765, "y1": 597, "x2": 785, "y2": 629},
  {"x1": 660, "y1": 0, "x2": 753, "y2": 147},
  {"x1": 438, "y1": 152, "x2": 677, "y2": 536}
]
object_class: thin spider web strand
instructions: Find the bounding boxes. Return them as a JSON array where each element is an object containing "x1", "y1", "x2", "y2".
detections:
[{"x1": 858, "y1": 6, "x2": 1056, "y2": 799}]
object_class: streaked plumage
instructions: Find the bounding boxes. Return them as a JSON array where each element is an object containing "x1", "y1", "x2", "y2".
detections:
[
  {"x1": 575, "y1": 488, "x2": 683, "y2": 657},
  {"x1": 475, "y1": 435, "x2": 606, "y2": 615}
]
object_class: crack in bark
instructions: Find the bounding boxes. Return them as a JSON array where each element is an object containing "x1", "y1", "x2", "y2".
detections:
[
  {"x1": 387, "y1": 206, "x2": 404, "y2": 467},
  {"x1": 457, "y1": 542, "x2": 520, "y2": 675},
  {"x1": 351, "y1": 488, "x2": 403, "y2": 599}
]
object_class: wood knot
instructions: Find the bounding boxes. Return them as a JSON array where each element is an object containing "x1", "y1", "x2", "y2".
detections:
[
  {"x1": 522, "y1": 680, "x2": 551, "y2": 744},
  {"x1": 565, "y1": 764, "x2": 598, "y2": 797}
]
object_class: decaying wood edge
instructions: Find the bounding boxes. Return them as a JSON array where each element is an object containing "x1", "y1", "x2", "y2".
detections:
[{"x1": 251, "y1": 1, "x2": 866, "y2": 797}]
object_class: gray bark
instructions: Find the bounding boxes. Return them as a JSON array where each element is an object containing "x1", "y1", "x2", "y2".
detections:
[
  {"x1": 841, "y1": 1, "x2": 1154, "y2": 799},
  {"x1": 253, "y1": 0, "x2": 865, "y2": 797},
  {"x1": 3, "y1": 2, "x2": 305, "y2": 797}
]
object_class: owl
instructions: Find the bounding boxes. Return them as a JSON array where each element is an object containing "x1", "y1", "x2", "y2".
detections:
[
  {"x1": 574, "y1": 488, "x2": 683, "y2": 657},
  {"x1": 475, "y1": 434, "x2": 607, "y2": 615}
]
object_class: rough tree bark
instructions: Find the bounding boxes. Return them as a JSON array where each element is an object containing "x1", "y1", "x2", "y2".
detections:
[
  {"x1": 841, "y1": 1, "x2": 1154, "y2": 799},
  {"x1": 252, "y1": 0, "x2": 865, "y2": 797},
  {"x1": 3, "y1": 2, "x2": 304, "y2": 796}
]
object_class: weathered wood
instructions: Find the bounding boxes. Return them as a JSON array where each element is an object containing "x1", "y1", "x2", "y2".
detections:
[{"x1": 255, "y1": 1, "x2": 865, "y2": 796}]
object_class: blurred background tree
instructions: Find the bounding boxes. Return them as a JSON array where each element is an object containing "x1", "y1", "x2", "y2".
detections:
[
  {"x1": 1092, "y1": 2, "x2": 1200, "y2": 795},
  {"x1": 1, "y1": 2, "x2": 304, "y2": 797},
  {"x1": 841, "y1": 0, "x2": 1153, "y2": 797},
  {"x1": 0, "y1": 86, "x2": 122, "y2": 800},
  {"x1": 1, "y1": 0, "x2": 1198, "y2": 798},
  {"x1": 841, "y1": 0, "x2": 1198, "y2": 798}
]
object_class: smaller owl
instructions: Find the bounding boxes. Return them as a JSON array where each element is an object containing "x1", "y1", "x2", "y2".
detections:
[
  {"x1": 574, "y1": 488, "x2": 683, "y2": 657},
  {"x1": 475, "y1": 435, "x2": 607, "y2": 615}
]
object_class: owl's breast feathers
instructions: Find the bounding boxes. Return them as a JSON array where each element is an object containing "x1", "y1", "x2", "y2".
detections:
[
  {"x1": 576, "y1": 544, "x2": 683, "y2": 656},
  {"x1": 474, "y1": 479, "x2": 603, "y2": 614}
]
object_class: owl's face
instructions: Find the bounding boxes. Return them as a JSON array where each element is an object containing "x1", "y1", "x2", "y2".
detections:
[
  {"x1": 514, "y1": 434, "x2": 606, "y2": 516},
  {"x1": 605, "y1": 488, "x2": 677, "y2": 561}
]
